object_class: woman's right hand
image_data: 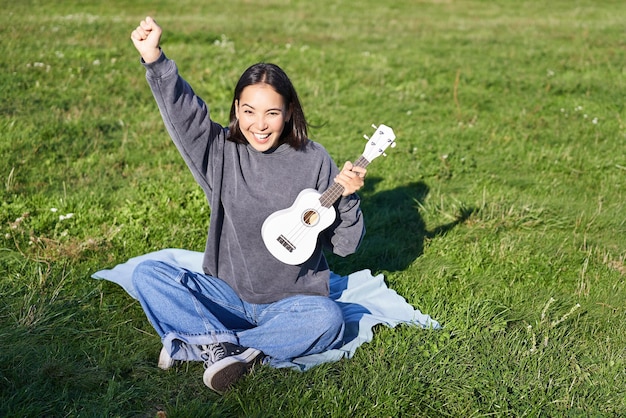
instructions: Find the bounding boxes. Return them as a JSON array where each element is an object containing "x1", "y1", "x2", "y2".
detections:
[{"x1": 130, "y1": 16, "x2": 162, "y2": 63}]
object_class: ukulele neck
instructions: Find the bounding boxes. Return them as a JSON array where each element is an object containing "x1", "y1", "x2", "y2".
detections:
[{"x1": 318, "y1": 155, "x2": 369, "y2": 208}]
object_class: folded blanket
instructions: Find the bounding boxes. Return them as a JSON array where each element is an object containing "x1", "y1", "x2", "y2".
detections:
[{"x1": 92, "y1": 248, "x2": 439, "y2": 370}]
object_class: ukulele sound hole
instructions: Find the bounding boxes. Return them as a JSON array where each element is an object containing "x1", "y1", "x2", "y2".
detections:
[{"x1": 302, "y1": 210, "x2": 320, "y2": 226}]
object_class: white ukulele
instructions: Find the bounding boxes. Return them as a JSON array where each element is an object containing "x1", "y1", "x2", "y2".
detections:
[{"x1": 261, "y1": 124, "x2": 397, "y2": 265}]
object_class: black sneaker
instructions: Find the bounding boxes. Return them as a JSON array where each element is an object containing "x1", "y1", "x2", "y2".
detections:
[{"x1": 200, "y1": 342, "x2": 263, "y2": 394}]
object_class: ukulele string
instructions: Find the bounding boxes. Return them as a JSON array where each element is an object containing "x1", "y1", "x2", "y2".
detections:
[{"x1": 281, "y1": 199, "x2": 328, "y2": 246}]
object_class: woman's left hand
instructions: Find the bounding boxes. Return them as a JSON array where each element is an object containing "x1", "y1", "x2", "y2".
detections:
[{"x1": 335, "y1": 161, "x2": 367, "y2": 196}]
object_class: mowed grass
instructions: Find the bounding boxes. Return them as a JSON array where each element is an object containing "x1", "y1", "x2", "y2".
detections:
[{"x1": 1, "y1": 0, "x2": 625, "y2": 416}]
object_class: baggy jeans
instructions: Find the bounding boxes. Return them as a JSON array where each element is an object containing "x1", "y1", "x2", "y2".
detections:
[{"x1": 132, "y1": 260, "x2": 345, "y2": 362}]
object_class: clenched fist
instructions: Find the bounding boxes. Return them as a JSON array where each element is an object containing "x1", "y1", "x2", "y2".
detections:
[{"x1": 130, "y1": 16, "x2": 162, "y2": 63}]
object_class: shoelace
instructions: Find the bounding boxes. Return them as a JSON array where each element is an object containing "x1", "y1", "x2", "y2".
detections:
[{"x1": 200, "y1": 343, "x2": 226, "y2": 368}]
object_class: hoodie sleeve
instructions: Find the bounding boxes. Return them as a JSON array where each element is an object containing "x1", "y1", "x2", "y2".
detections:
[
  {"x1": 142, "y1": 50, "x2": 222, "y2": 193},
  {"x1": 318, "y1": 156, "x2": 366, "y2": 257}
]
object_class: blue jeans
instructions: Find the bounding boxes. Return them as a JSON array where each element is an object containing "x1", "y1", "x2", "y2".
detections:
[{"x1": 132, "y1": 260, "x2": 345, "y2": 362}]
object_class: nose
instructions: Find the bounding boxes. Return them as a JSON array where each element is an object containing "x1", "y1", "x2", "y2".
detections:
[{"x1": 254, "y1": 115, "x2": 268, "y2": 131}]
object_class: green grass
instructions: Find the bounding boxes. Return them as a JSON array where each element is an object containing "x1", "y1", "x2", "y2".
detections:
[{"x1": 1, "y1": 0, "x2": 625, "y2": 416}]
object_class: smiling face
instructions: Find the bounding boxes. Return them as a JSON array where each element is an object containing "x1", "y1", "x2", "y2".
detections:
[{"x1": 234, "y1": 83, "x2": 291, "y2": 152}]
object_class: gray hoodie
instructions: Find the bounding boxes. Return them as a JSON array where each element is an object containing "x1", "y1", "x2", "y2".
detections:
[{"x1": 143, "y1": 52, "x2": 364, "y2": 304}]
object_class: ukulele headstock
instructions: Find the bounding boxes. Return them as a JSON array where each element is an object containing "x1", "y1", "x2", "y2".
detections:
[{"x1": 362, "y1": 124, "x2": 396, "y2": 162}]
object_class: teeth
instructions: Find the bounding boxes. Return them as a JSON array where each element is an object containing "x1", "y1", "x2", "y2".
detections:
[{"x1": 255, "y1": 133, "x2": 269, "y2": 140}]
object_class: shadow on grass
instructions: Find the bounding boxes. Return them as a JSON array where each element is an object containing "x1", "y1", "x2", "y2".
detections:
[{"x1": 328, "y1": 177, "x2": 476, "y2": 274}]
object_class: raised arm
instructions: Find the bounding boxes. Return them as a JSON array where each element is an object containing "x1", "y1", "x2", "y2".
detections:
[{"x1": 130, "y1": 17, "x2": 219, "y2": 193}]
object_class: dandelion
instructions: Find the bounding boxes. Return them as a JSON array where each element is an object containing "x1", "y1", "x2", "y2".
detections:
[
  {"x1": 11, "y1": 216, "x2": 25, "y2": 229},
  {"x1": 59, "y1": 213, "x2": 74, "y2": 221},
  {"x1": 9, "y1": 213, "x2": 29, "y2": 229},
  {"x1": 213, "y1": 35, "x2": 234, "y2": 52},
  {"x1": 592, "y1": 117, "x2": 598, "y2": 124},
  {"x1": 29, "y1": 62, "x2": 50, "y2": 72},
  {"x1": 50, "y1": 208, "x2": 58, "y2": 212},
  {"x1": 547, "y1": 69, "x2": 555, "y2": 77},
  {"x1": 93, "y1": 59, "x2": 101, "y2": 66},
  {"x1": 574, "y1": 105, "x2": 583, "y2": 112}
]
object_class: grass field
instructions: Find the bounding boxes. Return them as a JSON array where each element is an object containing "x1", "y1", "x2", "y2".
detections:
[{"x1": 1, "y1": 0, "x2": 625, "y2": 416}]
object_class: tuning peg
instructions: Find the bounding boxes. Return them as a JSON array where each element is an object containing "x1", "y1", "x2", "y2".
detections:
[
  {"x1": 390, "y1": 142, "x2": 397, "y2": 148},
  {"x1": 371, "y1": 124, "x2": 377, "y2": 129},
  {"x1": 383, "y1": 153, "x2": 387, "y2": 157},
  {"x1": 363, "y1": 134, "x2": 369, "y2": 140}
]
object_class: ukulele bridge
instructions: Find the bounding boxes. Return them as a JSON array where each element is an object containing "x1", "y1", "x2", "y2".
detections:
[{"x1": 277, "y1": 235, "x2": 295, "y2": 253}]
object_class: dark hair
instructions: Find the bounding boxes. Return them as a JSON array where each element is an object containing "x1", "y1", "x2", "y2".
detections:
[{"x1": 227, "y1": 63, "x2": 308, "y2": 150}]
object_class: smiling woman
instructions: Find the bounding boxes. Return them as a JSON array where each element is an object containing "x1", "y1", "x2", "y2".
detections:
[{"x1": 128, "y1": 16, "x2": 368, "y2": 394}]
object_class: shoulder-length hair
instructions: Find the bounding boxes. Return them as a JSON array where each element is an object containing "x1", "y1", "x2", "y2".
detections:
[{"x1": 227, "y1": 63, "x2": 308, "y2": 150}]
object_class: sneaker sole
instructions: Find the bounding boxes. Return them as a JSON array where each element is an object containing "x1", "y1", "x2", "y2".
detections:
[
  {"x1": 202, "y1": 348, "x2": 263, "y2": 394},
  {"x1": 158, "y1": 346, "x2": 175, "y2": 370}
]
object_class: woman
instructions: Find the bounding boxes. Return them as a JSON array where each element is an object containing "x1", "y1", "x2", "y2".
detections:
[{"x1": 130, "y1": 16, "x2": 366, "y2": 394}]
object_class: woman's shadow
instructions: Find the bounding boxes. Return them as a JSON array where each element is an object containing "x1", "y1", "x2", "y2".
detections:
[{"x1": 328, "y1": 177, "x2": 475, "y2": 274}]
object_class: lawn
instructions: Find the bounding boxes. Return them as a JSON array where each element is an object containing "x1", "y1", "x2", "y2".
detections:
[{"x1": 1, "y1": 0, "x2": 625, "y2": 416}]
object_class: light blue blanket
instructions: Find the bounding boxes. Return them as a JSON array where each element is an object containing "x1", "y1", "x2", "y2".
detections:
[{"x1": 92, "y1": 248, "x2": 439, "y2": 370}]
